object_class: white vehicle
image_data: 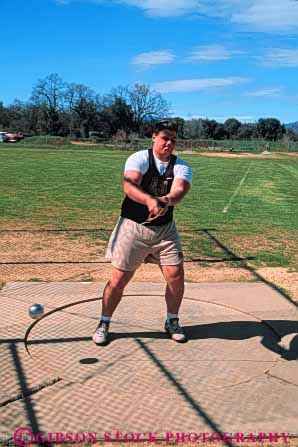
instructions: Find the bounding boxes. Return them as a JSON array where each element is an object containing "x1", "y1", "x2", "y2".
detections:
[{"x1": 0, "y1": 132, "x2": 9, "y2": 143}]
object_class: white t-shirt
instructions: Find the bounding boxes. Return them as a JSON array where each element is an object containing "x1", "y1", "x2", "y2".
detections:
[{"x1": 124, "y1": 150, "x2": 192, "y2": 184}]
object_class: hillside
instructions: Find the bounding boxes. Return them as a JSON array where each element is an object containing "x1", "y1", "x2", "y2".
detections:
[{"x1": 285, "y1": 121, "x2": 298, "y2": 131}]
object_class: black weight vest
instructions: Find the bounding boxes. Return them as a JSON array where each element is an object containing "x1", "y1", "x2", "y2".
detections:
[{"x1": 121, "y1": 149, "x2": 177, "y2": 226}]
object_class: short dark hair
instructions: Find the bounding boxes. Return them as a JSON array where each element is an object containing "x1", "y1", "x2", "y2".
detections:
[{"x1": 154, "y1": 120, "x2": 178, "y2": 134}]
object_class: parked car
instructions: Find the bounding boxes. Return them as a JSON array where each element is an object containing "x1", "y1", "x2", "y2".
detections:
[
  {"x1": 6, "y1": 132, "x2": 24, "y2": 142},
  {"x1": 0, "y1": 132, "x2": 9, "y2": 143}
]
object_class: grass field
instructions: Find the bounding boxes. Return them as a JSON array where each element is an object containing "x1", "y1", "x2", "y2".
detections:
[{"x1": 0, "y1": 145, "x2": 297, "y2": 297}]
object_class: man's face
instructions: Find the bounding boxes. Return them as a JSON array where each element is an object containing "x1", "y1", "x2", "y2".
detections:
[{"x1": 152, "y1": 130, "x2": 177, "y2": 160}]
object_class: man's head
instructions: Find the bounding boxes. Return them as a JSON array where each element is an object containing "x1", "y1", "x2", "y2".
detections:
[{"x1": 152, "y1": 120, "x2": 178, "y2": 161}]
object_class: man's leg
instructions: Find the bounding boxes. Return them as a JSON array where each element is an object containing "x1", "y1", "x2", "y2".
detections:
[
  {"x1": 93, "y1": 268, "x2": 134, "y2": 345},
  {"x1": 159, "y1": 263, "x2": 184, "y2": 314},
  {"x1": 102, "y1": 267, "x2": 135, "y2": 317},
  {"x1": 159, "y1": 263, "x2": 186, "y2": 342}
]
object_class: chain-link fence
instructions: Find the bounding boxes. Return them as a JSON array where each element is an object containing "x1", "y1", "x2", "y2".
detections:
[{"x1": 11, "y1": 136, "x2": 298, "y2": 153}]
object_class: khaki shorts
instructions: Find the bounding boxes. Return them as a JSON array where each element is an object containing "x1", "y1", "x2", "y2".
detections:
[{"x1": 105, "y1": 217, "x2": 183, "y2": 271}]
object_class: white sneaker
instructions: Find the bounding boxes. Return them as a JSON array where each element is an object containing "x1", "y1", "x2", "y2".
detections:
[
  {"x1": 165, "y1": 318, "x2": 187, "y2": 343},
  {"x1": 92, "y1": 321, "x2": 110, "y2": 345}
]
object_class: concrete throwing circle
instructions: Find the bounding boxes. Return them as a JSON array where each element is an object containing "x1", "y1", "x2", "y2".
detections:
[{"x1": 24, "y1": 294, "x2": 280, "y2": 389}]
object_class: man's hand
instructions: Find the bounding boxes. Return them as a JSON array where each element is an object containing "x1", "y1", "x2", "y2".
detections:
[
  {"x1": 158, "y1": 195, "x2": 172, "y2": 206},
  {"x1": 146, "y1": 196, "x2": 165, "y2": 217},
  {"x1": 158, "y1": 179, "x2": 191, "y2": 206}
]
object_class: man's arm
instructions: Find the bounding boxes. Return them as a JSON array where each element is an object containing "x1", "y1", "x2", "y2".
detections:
[
  {"x1": 123, "y1": 170, "x2": 164, "y2": 216},
  {"x1": 159, "y1": 178, "x2": 191, "y2": 206},
  {"x1": 123, "y1": 170, "x2": 146, "y2": 204}
]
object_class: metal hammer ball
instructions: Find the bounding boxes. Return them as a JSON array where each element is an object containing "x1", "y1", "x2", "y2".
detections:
[{"x1": 29, "y1": 303, "x2": 44, "y2": 320}]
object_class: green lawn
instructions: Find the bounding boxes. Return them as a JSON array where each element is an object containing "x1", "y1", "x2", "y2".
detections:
[{"x1": 0, "y1": 146, "x2": 297, "y2": 268}]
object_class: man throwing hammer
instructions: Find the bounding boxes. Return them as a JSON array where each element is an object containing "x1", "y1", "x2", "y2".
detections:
[{"x1": 93, "y1": 120, "x2": 192, "y2": 345}]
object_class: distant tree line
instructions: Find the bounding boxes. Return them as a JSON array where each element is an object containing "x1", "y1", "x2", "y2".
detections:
[
  {"x1": 0, "y1": 74, "x2": 168, "y2": 139},
  {"x1": 183, "y1": 117, "x2": 296, "y2": 141},
  {"x1": 0, "y1": 73, "x2": 296, "y2": 142}
]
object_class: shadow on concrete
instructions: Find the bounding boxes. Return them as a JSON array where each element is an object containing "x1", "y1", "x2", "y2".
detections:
[
  {"x1": 19, "y1": 320, "x2": 298, "y2": 361},
  {"x1": 79, "y1": 357, "x2": 99, "y2": 364},
  {"x1": 186, "y1": 321, "x2": 298, "y2": 361},
  {"x1": 9, "y1": 343, "x2": 41, "y2": 438},
  {"x1": 136, "y1": 339, "x2": 235, "y2": 447},
  {"x1": 107, "y1": 321, "x2": 298, "y2": 360},
  {"x1": 20, "y1": 292, "x2": 298, "y2": 361}
]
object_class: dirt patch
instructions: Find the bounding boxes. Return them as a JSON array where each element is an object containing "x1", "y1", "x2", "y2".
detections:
[
  {"x1": 256, "y1": 266, "x2": 298, "y2": 300},
  {"x1": 1, "y1": 262, "x2": 297, "y2": 301},
  {"x1": 222, "y1": 230, "x2": 298, "y2": 266},
  {"x1": 68, "y1": 144, "x2": 298, "y2": 160},
  {"x1": 282, "y1": 152, "x2": 298, "y2": 158},
  {"x1": 0, "y1": 231, "x2": 297, "y2": 302},
  {"x1": 71, "y1": 141, "x2": 99, "y2": 146},
  {"x1": 0, "y1": 231, "x2": 106, "y2": 263},
  {"x1": 183, "y1": 151, "x2": 287, "y2": 159}
]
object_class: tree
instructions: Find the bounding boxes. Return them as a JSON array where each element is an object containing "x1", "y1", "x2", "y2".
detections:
[
  {"x1": 5, "y1": 100, "x2": 27, "y2": 132},
  {"x1": 184, "y1": 119, "x2": 202, "y2": 139},
  {"x1": 213, "y1": 123, "x2": 227, "y2": 140},
  {"x1": 172, "y1": 117, "x2": 186, "y2": 139},
  {"x1": 31, "y1": 73, "x2": 66, "y2": 135},
  {"x1": 224, "y1": 118, "x2": 241, "y2": 139},
  {"x1": 75, "y1": 97, "x2": 100, "y2": 138},
  {"x1": 100, "y1": 97, "x2": 134, "y2": 136},
  {"x1": 200, "y1": 119, "x2": 218, "y2": 139},
  {"x1": 285, "y1": 128, "x2": 298, "y2": 142},
  {"x1": 130, "y1": 84, "x2": 169, "y2": 130},
  {"x1": 139, "y1": 120, "x2": 156, "y2": 137},
  {"x1": 237, "y1": 123, "x2": 255, "y2": 140},
  {"x1": 0, "y1": 101, "x2": 9, "y2": 129},
  {"x1": 256, "y1": 118, "x2": 286, "y2": 141},
  {"x1": 65, "y1": 83, "x2": 94, "y2": 111},
  {"x1": 110, "y1": 84, "x2": 170, "y2": 132},
  {"x1": 64, "y1": 83, "x2": 99, "y2": 137}
]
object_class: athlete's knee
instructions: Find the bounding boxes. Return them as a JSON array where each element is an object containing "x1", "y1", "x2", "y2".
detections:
[
  {"x1": 109, "y1": 269, "x2": 134, "y2": 291},
  {"x1": 167, "y1": 264, "x2": 184, "y2": 283}
]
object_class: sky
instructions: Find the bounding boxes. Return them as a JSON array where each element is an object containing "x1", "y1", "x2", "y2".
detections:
[{"x1": 1, "y1": 0, "x2": 298, "y2": 123}]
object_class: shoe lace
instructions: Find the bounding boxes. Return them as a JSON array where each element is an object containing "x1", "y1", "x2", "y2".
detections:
[
  {"x1": 169, "y1": 318, "x2": 183, "y2": 333},
  {"x1": 97, "y1": 322, "x2": 109, "y2": 334}
]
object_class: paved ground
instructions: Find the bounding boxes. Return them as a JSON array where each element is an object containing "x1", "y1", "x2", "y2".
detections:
[{"x1": 0, "y1": 281, "x2": 298, "y2": 445}]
